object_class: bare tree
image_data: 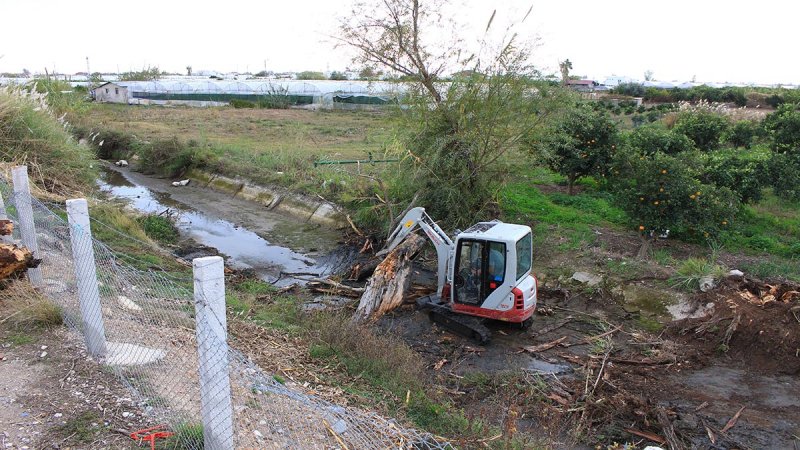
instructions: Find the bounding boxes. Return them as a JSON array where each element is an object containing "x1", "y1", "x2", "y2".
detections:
[{"x1": 338, "y1": 0, "x2": 466, "y2": 105}]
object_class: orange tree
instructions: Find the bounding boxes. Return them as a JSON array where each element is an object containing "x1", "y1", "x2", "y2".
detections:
[
  {"x1": 624, "y1": 123, "x2": 695, "y2": 155},
  {"x1": 611, "y1": 149, "x2": 739, "y2": 258},
  {"x1": 533, "y1": 104, "x2": 618, "y2": 194}
]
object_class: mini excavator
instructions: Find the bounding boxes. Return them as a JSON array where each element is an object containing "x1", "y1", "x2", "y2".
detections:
[{"x1": 382, "y1": 207, "x2": 538, "y2": 344}]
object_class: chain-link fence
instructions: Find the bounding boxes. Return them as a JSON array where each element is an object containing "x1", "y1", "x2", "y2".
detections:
[{"x1": 1, "y1": 167, "x2": 452, "y2": 450}]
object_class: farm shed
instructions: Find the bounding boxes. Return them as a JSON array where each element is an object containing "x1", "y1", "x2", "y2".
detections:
[{"x1": 92, "y1": 82, "x2": 129, "y2": 103}]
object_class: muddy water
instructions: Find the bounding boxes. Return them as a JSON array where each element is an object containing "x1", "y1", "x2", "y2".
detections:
[{"x1": 97, "y1": 165, "x2": 347, "y2": 285}]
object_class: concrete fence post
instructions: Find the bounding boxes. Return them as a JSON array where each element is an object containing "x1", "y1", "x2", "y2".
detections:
[
  {"x1": 0, "y1": 190, "x2": 7, "y2": 221},
  {"x1": 66, "y1": 199, "x2": 108, "y2": 358},
  {"x1": 11, "y1": 166, "x2": 42, "y2": 285},
  {"x1": 193, "y1": 256, "x2": 234, "y2": 450}
]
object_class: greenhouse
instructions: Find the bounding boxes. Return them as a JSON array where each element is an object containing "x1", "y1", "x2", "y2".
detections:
[{"x1": 107, "y1": 79, "x2": 406, "y2": 108}]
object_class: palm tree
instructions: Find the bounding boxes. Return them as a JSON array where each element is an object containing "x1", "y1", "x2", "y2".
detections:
[{"x1": 559, "y1": 59, "x2": 572, "y2": 85}]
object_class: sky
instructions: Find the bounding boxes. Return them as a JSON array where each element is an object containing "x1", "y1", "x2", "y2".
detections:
[{"x1": 0, "y1": 0, "x2": 797, "y2": 85}]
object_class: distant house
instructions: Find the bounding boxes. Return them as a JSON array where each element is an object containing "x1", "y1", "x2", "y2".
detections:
[
  {"x1": 566, "y1": 79, "x2": 598, "y2": 92},
  {"x1": 92, "y1": 82, "x2": 128, "y2": 103}
]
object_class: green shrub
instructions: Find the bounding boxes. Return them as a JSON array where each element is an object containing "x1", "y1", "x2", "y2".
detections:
[
  {"x1": 673, "y1": 110, "x2": 730, "y2": 151},
  {"x1": 296, "y1": 71, "x2": 326, "y2": 80},
  {"x1": 769, "y1": 152, "x2": 800, "y2": 201},
  {"x1": 136, "y1": 137, "x2": 205, "y2": 177},
  {"x1": 229, "y1": 99, "x2": 256, "y2": 108},
  {"x1": 138, "y1": 214, "x2": 179, "y2": 244},
  {"x1": 625, "y1": 124, "x2": 695, "y2": 155},
  {"x1": 256, "y1": 95, "x2": 290, "y2": 109},
  {"x1": 724, "y1": 120, "x2": 761, "y2": 149},
  {"x1": 534, "y1": 104, "x2": 618, "y2": 194},
  {"x1": 613, "y1": 82, "x2": 646, "y2": 97},
  {"x1": 765, "y1": 94, "x2": 784, "y2": 108},
  {"x1": 763, "y1": 103, "x2": 800, "y2": 152},
  {"x1": 700, "y1": 147, "x2": 770, "y2": 203}
]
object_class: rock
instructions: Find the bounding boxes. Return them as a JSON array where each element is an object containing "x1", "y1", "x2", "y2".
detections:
[
  {"x1": 116, "y1": 295, "x2": 142, "y2": 312},
  {"x1": 105, "y1": 342, "x2": 165, "y2": 366},
  {"x1": 728, "y1": 269, "x2": 744, "y2": 278},
  {"x1": 571, "y1": 271, "x2": 603, "y2": 287},
  {"x1": 171, "y1": 179, "x2": 190, "y2": 187},
  {"x1": 699, "y1": 275, "x2": 717, "y2": 292}
]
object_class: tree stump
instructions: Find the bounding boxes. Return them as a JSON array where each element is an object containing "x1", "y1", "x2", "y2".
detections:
[
  {"x1": 0, "y1": 243, "x2": 37, "y2": 280},
  {"x1": 353, "y1": 233, "x2": 424, "y2": 322}
]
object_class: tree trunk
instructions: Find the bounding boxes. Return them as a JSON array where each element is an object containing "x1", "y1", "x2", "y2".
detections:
[
  {"x1": 567, "y1": 176, "x2": 575, "y2": 196},
  {"x1": 0, "y1": 243, "x2": 37, "y2": 280},
  {"x1": 637, "y1": 235, "x2": 653, "y2": 260},
  {"x1": 352, "y1": 233, "x2": 425, "y2": 322}
]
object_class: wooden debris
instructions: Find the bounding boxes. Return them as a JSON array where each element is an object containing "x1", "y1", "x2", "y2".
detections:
[
  {"x1": 349, "y1": 259, "x2": 380, "y2": 281},
  {"x1": 624, "y1": 427, "x2": 666, "y2": 445},
  {"x1": 322, "y1": 419, "x2": 350, "y2": 450},
  {"x1": 433, "y1": 358, "x2": 448, "y2": 371},
  {"x1": 657, "y1": 407, "x2": 686, "y2": 450},
  {"x1": 306, "y1": 279, "x2": 365, "y2": 298},
  {"x1": 721, "y1": 406, "x2": 745, "y2": 433},
  {"x1": 546, "y1": 392, "x2": 571, "y2": 406},
  {"x1": 0, "y1": 220, "x2": 13, "y2": 236},
  {"x1": 352, "y1": 234, "x2": 424, "y2": 322},
  {"x1": 781, "y1": 290, "x2": 800, "y2": 302},
  {"x1": 0, "y1": 243, "x2": 37, "y2": 280},
  {"x1": 694, "y1": 401, "x2": 709, "y2": 412},
  {"x1": 523, "y1": 336, "x2": 568, "y2": 354},
  {"x1": 531, "y1": 316, "x2": 573, "y2": 337}
]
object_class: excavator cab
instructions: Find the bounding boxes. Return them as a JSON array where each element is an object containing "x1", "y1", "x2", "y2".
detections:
[
  {"x1": 382, "y1": 207, "x2": 537, "y2": 337},
  {"x1": 448, "y1": 222, "x2": 537, "y2": 324}
]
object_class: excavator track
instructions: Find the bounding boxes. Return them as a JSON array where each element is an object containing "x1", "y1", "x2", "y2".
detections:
[{"x1": 416, "y1": 296, "x2": 492, "y2": 345}]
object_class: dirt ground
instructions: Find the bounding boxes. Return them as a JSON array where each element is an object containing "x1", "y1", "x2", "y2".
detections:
[
  {"x1": 0, "y1": 327, "x2": 154, "y2": 449},
  {"x1": 375, "y1": 272, "x2": 800, "y2": 449}
]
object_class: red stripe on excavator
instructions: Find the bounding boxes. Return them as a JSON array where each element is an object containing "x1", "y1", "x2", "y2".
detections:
[{"x1": 451, "y1": 302, "x2": 535, "y2": 323}]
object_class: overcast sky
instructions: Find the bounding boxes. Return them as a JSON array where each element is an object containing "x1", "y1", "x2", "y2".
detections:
[{"x1": 0, "y1": 0, "x2": 796, "y2": 84}]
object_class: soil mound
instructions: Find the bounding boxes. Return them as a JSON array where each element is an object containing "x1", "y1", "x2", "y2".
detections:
[{"x1": 669, "y1": 277, "x2": 800, "y2": 375}]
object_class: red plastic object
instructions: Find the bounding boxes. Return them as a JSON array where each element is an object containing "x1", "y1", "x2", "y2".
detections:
[{"x1": 130, "y1": 425, "x2": 174, "y2": 450}]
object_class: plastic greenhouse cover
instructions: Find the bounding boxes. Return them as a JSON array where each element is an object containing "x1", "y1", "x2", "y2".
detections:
[{"x1": 116, "y1": 79, "x2": 408, "y2": 96}]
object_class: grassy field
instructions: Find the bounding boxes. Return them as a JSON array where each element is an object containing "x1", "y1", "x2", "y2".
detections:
[
  {"x1": 80, "y1": 104, "x2": 395, "y2": 161},
  {"x1": 75, "y1": 102, "x2": 800, "y2": 279}
]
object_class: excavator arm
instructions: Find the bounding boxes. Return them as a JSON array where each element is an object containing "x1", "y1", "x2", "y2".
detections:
[{"x1": 380, "y1": 207, "x2": 454, "y2": 296}]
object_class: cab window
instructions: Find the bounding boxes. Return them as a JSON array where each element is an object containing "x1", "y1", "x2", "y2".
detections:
[
  {"x1": 516, "y1": 232, "x2": 532, "y2": 280},
  {"x1": 487, "y1": 241, "x2": 505, "y2": 285}
]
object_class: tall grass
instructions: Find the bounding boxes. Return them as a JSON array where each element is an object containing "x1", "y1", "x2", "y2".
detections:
[
  {"x1": 0, "y1": 85, "x2": 95, "y2": 196},
  {"x1": 0, "y1": 281, "x2": 63, "y2": 329}
]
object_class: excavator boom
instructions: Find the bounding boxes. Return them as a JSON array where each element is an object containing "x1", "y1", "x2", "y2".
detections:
[{"x1": 381, "y1": 207, "x2": 454, "y2": 296}]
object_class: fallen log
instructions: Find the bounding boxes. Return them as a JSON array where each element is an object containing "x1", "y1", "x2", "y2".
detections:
[
  {"x1": 353, "y1": 233, "x2": 424, "y2": 322},
  {"x1": 0, "y1": 243, "x2": 38, "y2": 280},
  {"x1": 0, "y1": 220, "x2": 12, "y2": 236},
  {"x1": 306, "y1": 278, "x2": 365, "y2": 298}
]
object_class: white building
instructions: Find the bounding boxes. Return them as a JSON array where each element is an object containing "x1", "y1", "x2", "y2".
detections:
[{"x1": 92, "y1": 82, "x2": 129, "y2": 103}]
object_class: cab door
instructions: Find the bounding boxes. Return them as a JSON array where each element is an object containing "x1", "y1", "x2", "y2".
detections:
[{"x1": 453, "y1": 239, "x2": 508, "y2": 307}]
